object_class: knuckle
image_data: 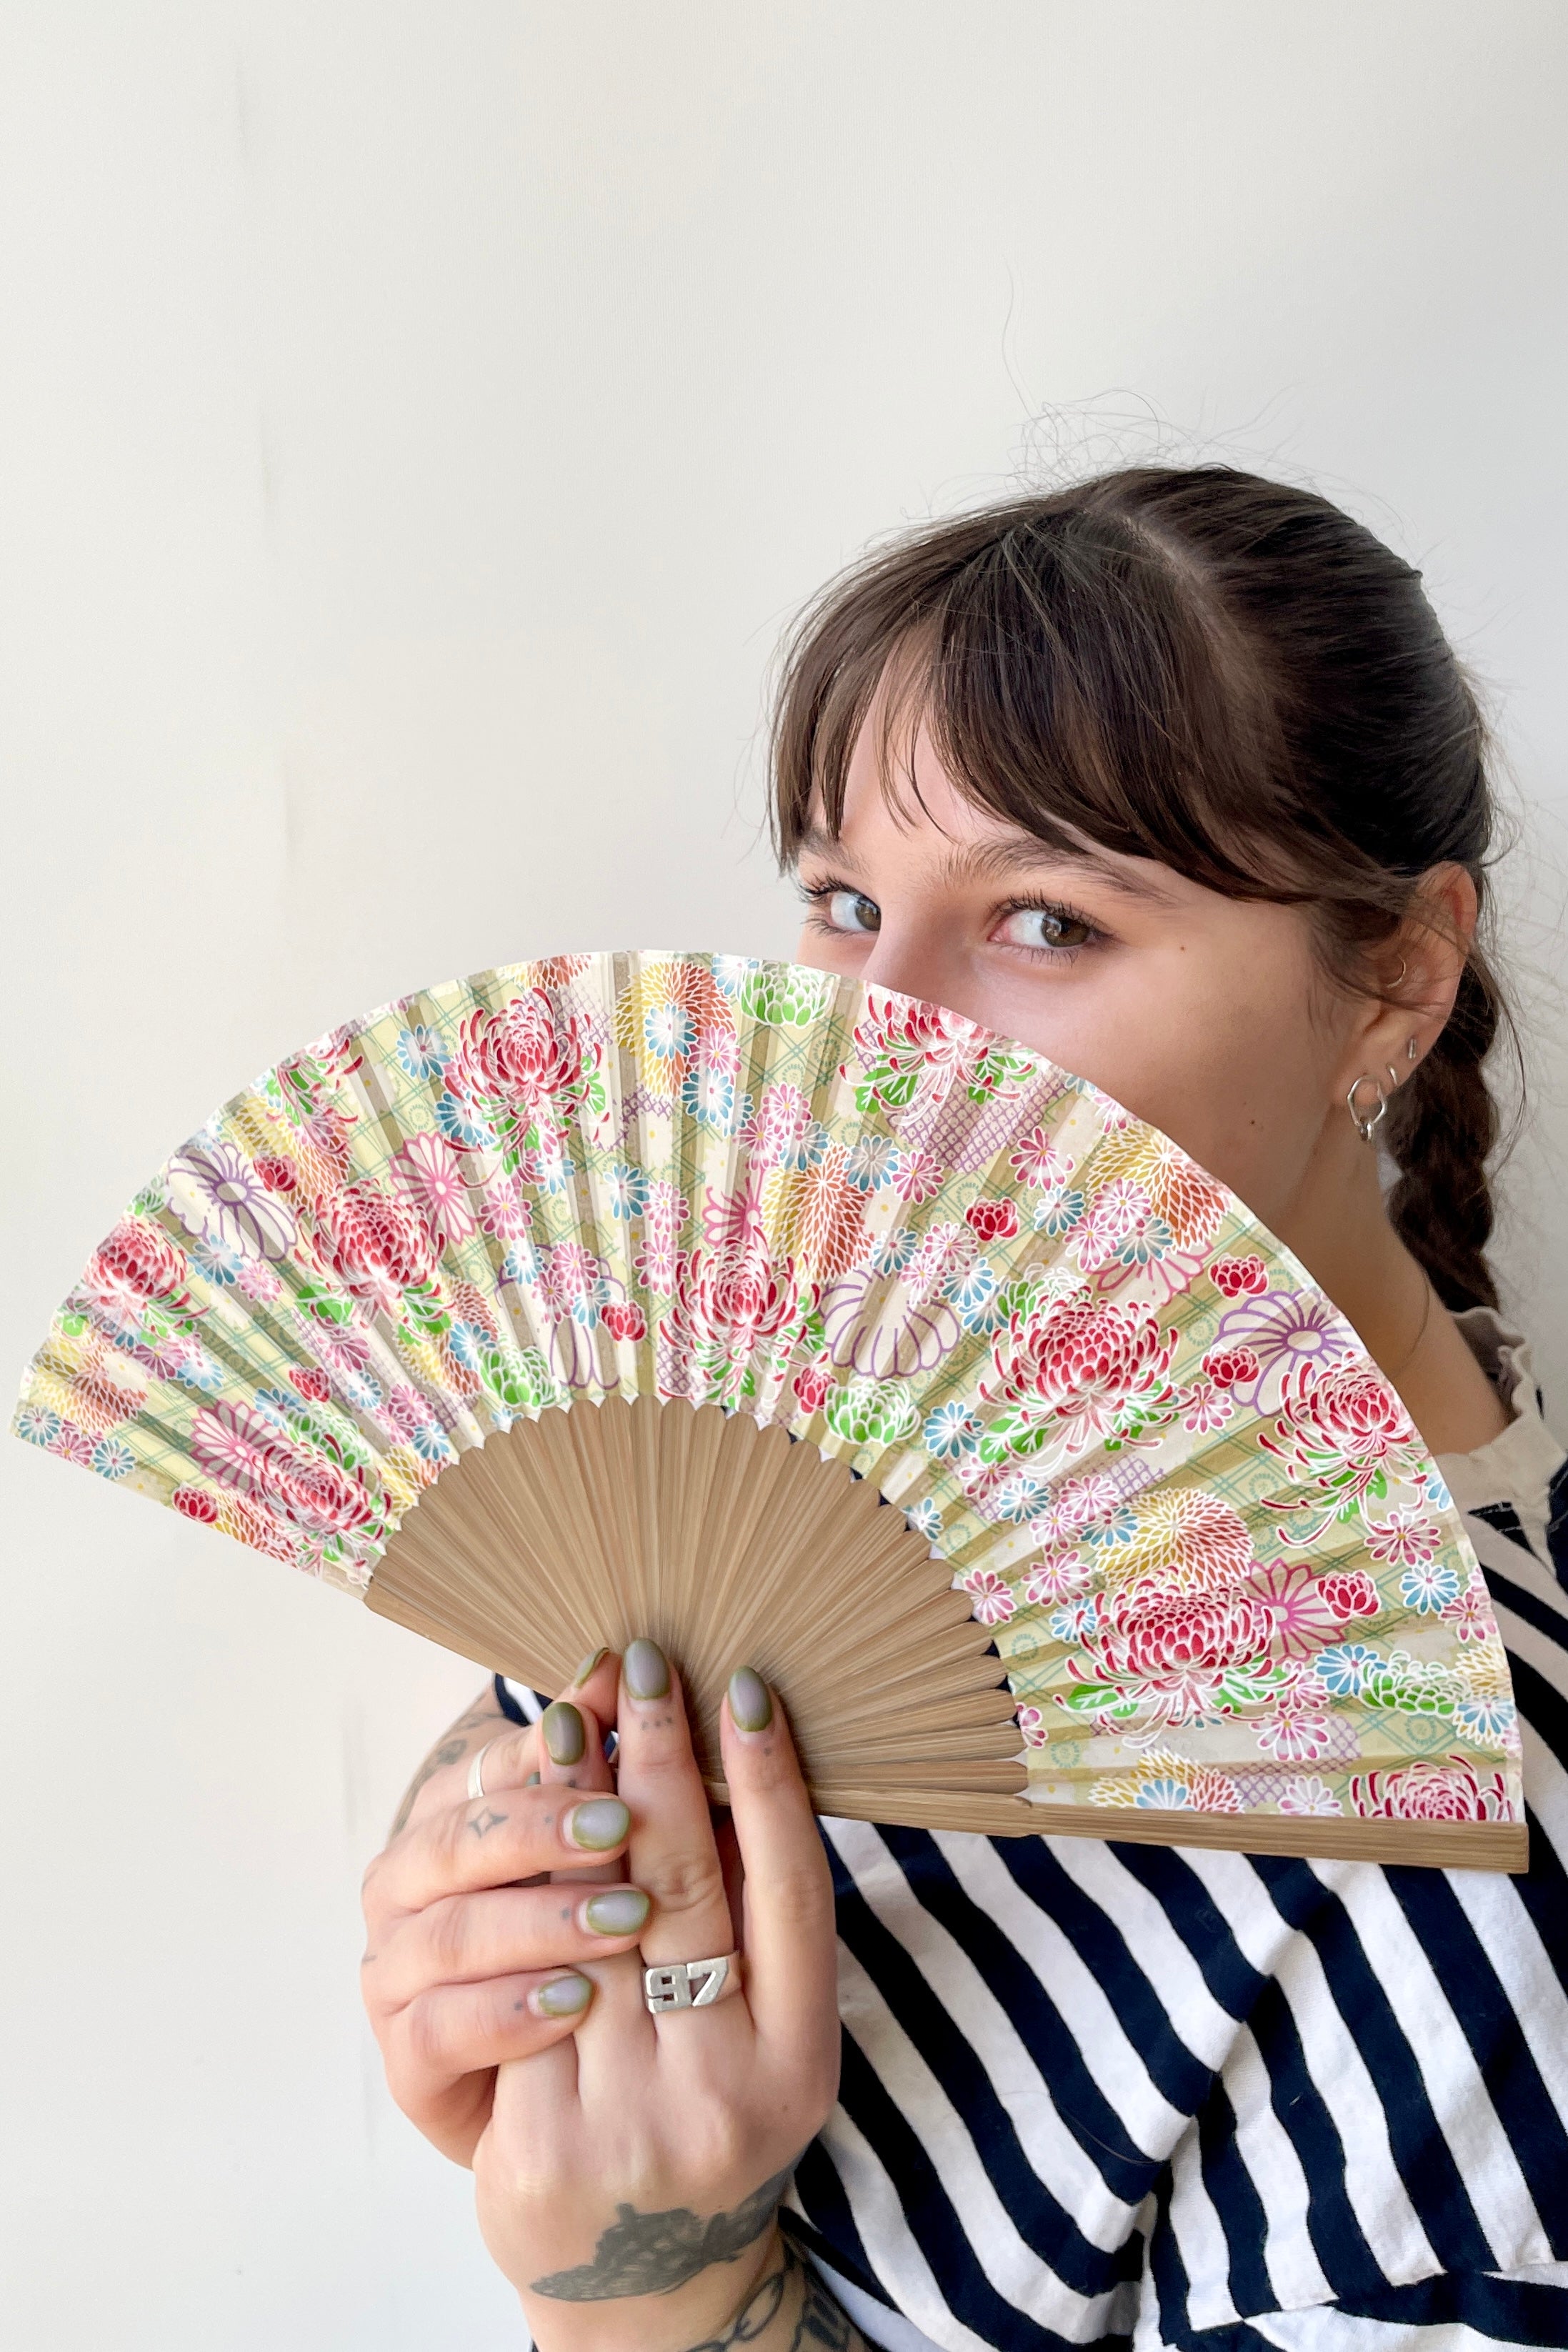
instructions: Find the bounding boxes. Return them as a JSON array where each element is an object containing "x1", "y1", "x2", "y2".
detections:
[
  {"x1": 422, "y1": 1895, "x2": 476, "y2": 1980},
  {"x1": 401, "y1": 1990, "x2": 460, "y2": 2078},
  {"x1": 644, "y1": 1842, "x2": 726, "y2": 1917},
  {"x1": 764, "y1": 1856, "x2": 834, "y2": 1938}
]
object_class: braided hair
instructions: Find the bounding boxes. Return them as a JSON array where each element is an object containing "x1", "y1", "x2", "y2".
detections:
[{"x1": 771, "y1": 465, "x2": 1514, "y2": 1310}]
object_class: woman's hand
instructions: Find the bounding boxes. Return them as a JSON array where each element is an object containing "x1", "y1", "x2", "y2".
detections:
[
  {"x1": 474, "y1": 1641, "x2": 844, "y2": 2352},
  {"x1": 361, "y1": 1653, "x2": 641, "y2": 2166}
]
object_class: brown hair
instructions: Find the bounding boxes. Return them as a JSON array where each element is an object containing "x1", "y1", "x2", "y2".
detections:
[{"x1": 770, "y1": 465, "x2": 1514, "y2": 1312}]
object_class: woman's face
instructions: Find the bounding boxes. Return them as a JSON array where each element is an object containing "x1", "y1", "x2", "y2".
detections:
[{"x1": 791, "y1": 719, "x2": 1391, "y2": 1237}]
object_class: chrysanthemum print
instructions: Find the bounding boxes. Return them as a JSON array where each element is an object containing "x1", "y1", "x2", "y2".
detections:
[{"x1": 12, "y1": 951, "x2": 1523, "y2": 1838}]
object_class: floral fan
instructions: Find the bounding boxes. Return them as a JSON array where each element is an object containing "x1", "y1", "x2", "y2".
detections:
[{"x1": 13, "y1": 952, "x2": 1525, "y2": 1869}]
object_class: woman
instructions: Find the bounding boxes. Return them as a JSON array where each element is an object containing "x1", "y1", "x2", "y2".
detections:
[{"x1": 360, "y1": 469, "x2": 1568, "y2": 2351}]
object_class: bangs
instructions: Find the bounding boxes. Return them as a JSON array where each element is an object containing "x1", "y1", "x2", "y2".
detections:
[{"x1": 771, "y1": 497, "x2": 1351, "y2": 905}]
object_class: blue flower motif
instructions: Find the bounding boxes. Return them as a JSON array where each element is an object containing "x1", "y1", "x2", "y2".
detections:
[
  {"x1": 772, "y1": 1120, "x2": 830, "y2": 1172},
  {"x1": 174, "y1": 1345, "x2": 226, "y2": 1394},
  {"x1": 711, "y1": 955, "x2": 754, "y2": 999},
  {"x1": 1457, "y1": 1693, "x2": 1516, "y2": 1741},
  {"x1": 17, "y1": 1404, "x2": 61, "y2": 1446},
  {"x1": 923, "y1": 1400, "x2": 980, "y2": 1460},
  {"x1": 91, "y1": 1435, "x2": 134, "y2": 1480},
  {"x1": 1136, "y1": 1778, "x2": 1192, "y2": 1810},
  {"x1": 253, "y1": 1386, "x2": 296, "y2": 1422},
  {"x1": 945, "y1": 1260, "x2": 1002, "y2": 1333},
  {"x1": 1032, "y1": 1186, "x2": 1086, "y2": 1237},
  {"x1": 436, "y1": 1090, "x2": 497, "y2": 1150},
  {"x1": 448, "y1": 1321, "x2": 488, "y2": 1370},
  {"x1": 411, "y1": 1422, "x2": 455, "y2": 1463},
  {"x1": 872, "y1": 1227, "x2": 919, "y2": 1276},
  {"x1": 644, "y1": 1005, "x2": 696, "y2": 1062},
  {"x1": 500, "y1": 1240, "x2": 544, "y2": 1287},
  {"x1": 1314, "y1": 1641, "x2": 1383, "y2": 1698},
  {"x1": 336, "y1": 1370, "x2": 384, "y2": 1412},
  {"x1": 1113, "y1": 1214, "x2": 1174, "y2": 1268},
  {"x1": 1399, "y1": 1560, "x2": 1462, "y2": 1614},
  {"x1": 1049, "y1": 1595, "x2": 1099, "y2": 1643},
  {"x1": 191, "y1": 1235, "x2": 245, "y2": 1286},
  {"x1": 1080, "y1": 1505, "x2": 1139, "y2": 1548},
  {"x1": 534, "y1": 1137, "x2": 577, "y2": 1193},
  {"x1": 1423, "y1": 1468, "x2": 1454, "y2": 1511},
  {"x1": 680, "y1": 1065, "x2": 743, "y2": 1135},
  {"x1": 993, "y1": 1473, "x2": 1047, "y2": 1523},
  {"x1": 396, "y1": 1025, "x2": 451, "y2": 1081},
  {"x1": 604, "y1": 1163, "x2": 651, "y2": 1221},
  {"x1": 842, "y1": 1135, "x2": 900, "y2": 1192},
  {"x1": 905, "y1": 1497, "x2": 943, "y2": 1540}
]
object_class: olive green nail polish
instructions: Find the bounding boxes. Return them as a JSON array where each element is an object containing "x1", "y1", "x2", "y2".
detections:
[
  {"x1": 729, "y1": 1667, "x2": 774, "y2": 1733},
  {"x1": 571, "y1": 1645, "x2": 609, "y2": 1686},
  {"x1": 584, "y1": 1886, "x2": 651, "y2": 1937},
  {"x1": 532, "y1": 1972, "x2": 593, "y2": 2018},
  {"x1": 541, "y1": 1700, "x2": 586, "y2": 1767},
  {"x1": 566, "y1": 1796, "x2": 631, "y2": 1850},
  {"x1": 624, "y1": 1637, "x2": 670, "y2": 1700}
]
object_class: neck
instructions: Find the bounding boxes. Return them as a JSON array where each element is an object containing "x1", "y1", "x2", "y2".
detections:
[{"x1": 1272, "y1": 1118, "x2": 1510, "y2": 1456}]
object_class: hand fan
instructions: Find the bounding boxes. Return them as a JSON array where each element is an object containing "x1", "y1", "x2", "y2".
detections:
[{"x1": 12, "y1": 952, "x2": 1526, "y2": 1870}]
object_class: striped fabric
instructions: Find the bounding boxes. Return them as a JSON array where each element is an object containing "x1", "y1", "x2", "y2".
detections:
[{"x1": 499, "y1": 1314, "x2": 1568, "y2": 2352}]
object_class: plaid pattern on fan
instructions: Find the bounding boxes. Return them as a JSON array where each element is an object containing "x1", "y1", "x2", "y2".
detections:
[{"x1": 12, "y1": 952, "x2": 1526, "y2": 1868}]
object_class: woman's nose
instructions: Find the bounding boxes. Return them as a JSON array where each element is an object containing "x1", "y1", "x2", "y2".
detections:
[{"x1": 857, "y1": 928, "x2": 952, "y2": 1007}]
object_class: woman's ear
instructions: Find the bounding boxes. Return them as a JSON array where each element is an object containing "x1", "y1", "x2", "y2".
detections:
[{"x1": 1332, "y1": 865, "x2": 1477, "y2": 1107}]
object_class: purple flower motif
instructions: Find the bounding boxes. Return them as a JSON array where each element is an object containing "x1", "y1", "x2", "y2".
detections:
[
  {"x1": 1212, "y1": 1288, "x2": 1354, "y2": 1409},
  {"x1": 169, "y1": 1140, "x2": 297, "y2": 1261}
]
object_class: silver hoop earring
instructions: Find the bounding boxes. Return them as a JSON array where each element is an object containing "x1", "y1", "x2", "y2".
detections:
[
  {"x1": 1406, "y1": 1034, "x2": 1419, "y2": 1063},
  {"x1": 1347, "y1": 1073, "x2": 1388, "y2": 1143},
  {"x1": 1392, "y1": 955, "x2": 1408, "y2": 989}
]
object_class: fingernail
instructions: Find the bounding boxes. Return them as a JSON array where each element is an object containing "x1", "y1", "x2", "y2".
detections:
[
  {"x1": 624, "y1": 1637, "x2": 670, "y2": 1700},
  {"x1": 541, "y1": 1700, "x2": 586, "y2": 1767},
  {"x1": 526, "y1": 1770, "x2": 541, "y2": 1787},
  {"x1": 566, "y1": 1796, "x2": 631, "y2": 1850},
  {"x1": 584, "y1": 1886, "x2": 651, "y2": 1937},
  {"x1": 729, "y1": 1667, "x2": 774, "y2": 1734},
  {"x1": 571, "y1": 1646, "x2": 609, "y2": 1686},
  {"x1": 531, "y1": 1972, "x2": 593, "y2": 2018}
]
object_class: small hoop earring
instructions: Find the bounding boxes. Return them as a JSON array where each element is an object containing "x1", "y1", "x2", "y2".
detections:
[
  {"x1": 1406, "y1": 1034, "x2": 1419, "y2": 1063},
  {"x1": 1391, "y1": 955, "x2": 1408, "y2": 991},
  {"x1": 1347, "y1": 1073, "x2": 1388, "y2": 1143}
]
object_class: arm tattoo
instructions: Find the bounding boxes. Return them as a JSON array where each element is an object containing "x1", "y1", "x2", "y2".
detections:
[
  {"x1": 675, "y1": 2237, "x2": 859, "y2": 2352},
  {"x1": 530, "y1": 2163, "x2": 796, "y2": 2301}
]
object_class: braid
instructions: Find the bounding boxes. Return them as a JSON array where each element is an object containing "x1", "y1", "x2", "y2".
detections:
[{"x1": 1384, "y1": 959, "x2": 1503, "y2": 1313}]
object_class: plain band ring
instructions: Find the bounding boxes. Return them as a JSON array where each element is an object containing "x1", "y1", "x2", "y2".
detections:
[
  {"x1": 466, "y1": 1741, "x2": 496, "y2": 1803},
  {"x1": 643, "y1": 1952, "x2": 743, "y2": 2013}
]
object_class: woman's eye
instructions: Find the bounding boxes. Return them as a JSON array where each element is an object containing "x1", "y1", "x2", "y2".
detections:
[
  {"x1": 821, "y1": 888, "x2": 882, "y2": 935},
  {"x1": 993, "y1": 905, "x2": 1095, "y2": 953}
]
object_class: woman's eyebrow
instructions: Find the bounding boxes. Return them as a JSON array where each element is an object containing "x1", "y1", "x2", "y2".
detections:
[{"x1": 941, "y1": 835, "x2": 1179, "y2": 905}]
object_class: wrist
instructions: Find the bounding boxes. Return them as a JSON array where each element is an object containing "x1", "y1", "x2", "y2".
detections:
[{"x1": 520, "y1": 2224, "x2": 784, "y2": 2352}]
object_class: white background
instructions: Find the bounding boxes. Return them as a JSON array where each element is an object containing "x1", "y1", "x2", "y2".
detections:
[{"x1": 3, "y1": 5, "x2": 1566, "y2": 2343}]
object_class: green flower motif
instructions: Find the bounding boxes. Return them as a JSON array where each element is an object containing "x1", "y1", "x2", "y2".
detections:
[
  {"x1": 738, "y1": 964, "x2": 835, "y2": 1030},
  {"x1": 479, "y1": 1344, "x2": 560, "y2": 1414},
  {"x1": 824, "y1": 1375, "x2": 918, "y2": 1447},
  {"x1": 293, "y1": 1276, "x2": 359, "y2": 1330}
]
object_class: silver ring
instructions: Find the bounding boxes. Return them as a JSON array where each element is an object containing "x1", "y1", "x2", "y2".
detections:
[
  {"x1": 643, "y1": 1953, "x2": 742, "y2": 2013},
  {"x1": 466, "y1": 1740, "x2": 496, "y2": 1803}
]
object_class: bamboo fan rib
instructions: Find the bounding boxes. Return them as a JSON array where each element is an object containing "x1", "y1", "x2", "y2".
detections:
[{"x1": 12, "y1": 949, "x2": 1529, "y2": 1870}]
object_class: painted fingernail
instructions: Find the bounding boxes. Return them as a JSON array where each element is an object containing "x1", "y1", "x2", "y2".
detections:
[
  {"x1": 624, "y1": 1637, "x2": 670, "y2": 1700},
  {"x1": 571, "y1": 1646, "x2": 609, "y2": 1686},
  {"x1": 531, "y1": 1972, "x2": 593, "y2": 2018},
  {"x1": 729, "y1": 1667, "x2": 774, "y2": 1733},
  {"x1": 566, "y1": 1796, "x2": 631, "y2": 1850},
  {"x1": 541, "y1": 1700, "x2": 586, "y2": 1768},
  {"x1": 584, "y1": 1886, "x2": 651, "y2": 1937}
]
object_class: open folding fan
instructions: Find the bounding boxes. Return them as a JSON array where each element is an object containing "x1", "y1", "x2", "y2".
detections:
[{"x1": 14, "y1": 951, "x2": 1526, "y2": 1869}]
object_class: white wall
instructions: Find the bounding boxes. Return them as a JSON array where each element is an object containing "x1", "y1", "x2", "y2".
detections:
[{"x1": 3, "y1": 5, "x2": 1565, "y2": 2343}]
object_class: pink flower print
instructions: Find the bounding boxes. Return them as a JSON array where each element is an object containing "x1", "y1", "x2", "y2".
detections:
[
  {"x1": 1187, "y1": 1767, "x2": 1243, "y2": 1815},
  {"x1": 51, "y1": 1420, "x2": 96, "y2": 1467},
  {"x1": 745, "y1": 1082, "x2": 819, "y2": 1172},
  {"x1": 1180, "y1": 1379, "x2": 1234, "y2": 1435},
  {"x1": 384, "y1": 1384, "x2": 436, "y2": 1438},
  {"x1": 634, "y1": 1237, "x2": 679, "y2": 1295},
  {"x1": 906, "y1": 1221, "x2": 977, "y2": 1307},
  {"x1": 1008, "y1": 1126, "x2": 1067, "y2": 1189},
  {"x1": 1211, "y1": 1254, "x2": 1267, "y2": 1297},
  {"x1": 961, "y1": 1566, "x2": 1016, "y2": 1627},
  {"x1": 1202, "y1": 1346, "x2": 1261, "y2": 1390},
  {"x1": 702, "y1": 1184, "x2": 766, "y2": 1253},
  {"x1": 236, "y1": 1258, "x2": 283, "y2": 1303},
  {"x1": 1263, "y1": 1357, "x2": 1421, "y2": 1483},
  {"x1": 1349, "y1": 1755, "x2": 1514, "y2": 1825},
  {"x1": 314, "y1": 1180, "x2": 438, "y2": 1312},
  {"x1": 966, "y1": 1197, "x2": 1019, "y2": 1243},
  {"x1": 252, "y1": 1152, "x2": 297, "y2": 1194},
  {"x1": 1091, "y1": 1585, "x2": 1273, "y2": 1681},
  {"x1": 1016, "y1": 1703, "x2": 1049, "y2": 1749},
  {"x1": 478, "y1": 1171, "x2": 533, "y2": 1240},
  {"x1": 288, "y1": 1367, "x2": 331, "y2": 1404},
  {"x1": 1072, "y1": 1179, "x2": 1156, "y2": 1273},
  {"x1": 1365, "y1": 1508, "x2": 1444, "y2": 1570},
  {"x1": 644, "y1": 1181, "x2": 689, "y2": 1243},
  {"x1": 454, "y1": 990, "x2": 584, "y2": 1116},
  {"x1": 601, "y1": 1300, "x2": 647, "y2": 1343},
  {"x1": 541, "y1": 1242, "x2": 600, "y2": 1315},
  {"x1": 1279, "y1": 1775, "x2": 1343, "y2": 1817},
  {"x1": 1240, "y1": 1561, "x2": 1347, "y2": 1660},
  {"x1": 1442, "y1": 1564, "x2": 1496, "y2": 1643},
  {"x1": 889, "y1": 1148, "x2": 942, "y2": 1205},
  {"x1": 793, "y1": 1360, "x2": 832, "y2": 1414},
  {"x1": 391, "y1": 1133, "x2": 476, "y2": 1246},
  {"x1": 1022, "y1": 1550, "x2": 1093, "y2": 1605},
  {"x1": 81, "y1": 1215, "x2": 197, "y2": 1320},
  {"x1": 1030, "y1": 1474, "x2": 1120, "y2": 1545},
  {"x1": 1316, "y1": 1569, "x2": 1380, "y2": 1620},
  {"x1": 1254, "y1": 1696, "x2": 1331, "y2": 1764},
  {"x1": 982, "y1": 1295, "x2": 1178, "y2": 1451}
]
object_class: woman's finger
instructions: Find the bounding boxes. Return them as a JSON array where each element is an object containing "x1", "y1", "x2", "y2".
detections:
[
  {"x1": 385, "y1": 1965, "x2": 597, "y2": 2122},
  {"x1": 718, "y1": 1669, "x2": 838, "y2": 2059},
  {"x1": 615, "y1": 1639, "x2": 736, "y2": 1970},
  {"x1": 366, "y1": 1877, "x2": 654, "y2": 2008},
  {"x1": 364, "y1": 1783, "x2": 633, "y2": 1926}
]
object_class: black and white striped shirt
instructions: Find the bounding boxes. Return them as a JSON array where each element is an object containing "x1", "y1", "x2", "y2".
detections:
[{"x1": 503, "y1": 1311, "x2": 1568, "y2": 2352}]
